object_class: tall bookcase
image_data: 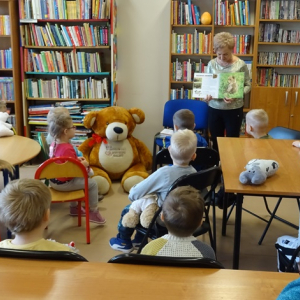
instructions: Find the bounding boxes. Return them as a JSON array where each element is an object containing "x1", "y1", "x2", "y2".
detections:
[
  {"x1": 0, "y1": 0, "x2": 22, "y2": 134},
  {"x1": 19, "y1": 0, "x2": 117, "y2": 144}
]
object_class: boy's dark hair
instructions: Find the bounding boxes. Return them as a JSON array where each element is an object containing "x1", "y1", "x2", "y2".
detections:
[
  {"x1": 173, "y1": 109, "x2": 195, "y2": 130},
  {"x1": 162, "y1": 186, "x2": 204, "y2": 237}
]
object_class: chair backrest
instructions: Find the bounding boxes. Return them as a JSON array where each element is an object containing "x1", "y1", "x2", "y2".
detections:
[
  {"x1": 38, "y1": 132, "x2": 50, "y2": 160},
  {"x1": 0, "y1": 248, "x2": 88, "y2": 261},
  {"x1": 35, "y1": 157, "x2": 88, "y2": 180},
  {"x1": 163, "y1": 100, "x2": 208, "y2": 130},
  {"x1": 153, "y1": 147, "x2": 219, "y2": 172},
  {"x1": 268, "y1": 126, "x2": 300, "y2": 140},
  {"x1": 108, "y1": 253, "x2": 224, "y2": 268}
]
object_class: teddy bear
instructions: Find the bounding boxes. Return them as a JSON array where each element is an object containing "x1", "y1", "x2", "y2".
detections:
[
  {"x1": 0, "y1": 112, "x2": 14, "y2": 137},
  {"x1": 239, "y1": 159, "x2": 279, "y2": 185},
  {"x1": 122, "y1": 195, "x2": 159, "y2": 228},
  {"x1": 78, "y1": 106, "x2": 152, "y2": 194}
]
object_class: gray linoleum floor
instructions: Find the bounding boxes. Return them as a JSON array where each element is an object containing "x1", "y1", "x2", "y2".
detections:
[{"x1": 0, "y1": 163, "x2": 299, "y2": 271}]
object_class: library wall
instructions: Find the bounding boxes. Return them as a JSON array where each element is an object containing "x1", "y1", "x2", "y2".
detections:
[{"x1": 116, "y1": 0, "x2": 170, "y2": 150}]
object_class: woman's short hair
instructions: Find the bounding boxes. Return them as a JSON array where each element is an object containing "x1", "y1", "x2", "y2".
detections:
[
  {"x1": 162, "y1": 186, "x2": 204, "y2": 237},
  {"x1": 0, "y1": 179, "x2": 51, "y2": 233},
  {"x1": 169, "y1": 129, "x2": 197, "y2": 165},
  {"x1": 213, "y1": 32, "x2": 235, "y2": 51},
  {"x1": 173, "y1": 109, "x2": 195, "y2": 130},
  {"x1": 47, "y1": 107, "x2": 72, "y2": 140},
  {"x1": 246, "y1": 109, "x2": 269, "y2": 130}
]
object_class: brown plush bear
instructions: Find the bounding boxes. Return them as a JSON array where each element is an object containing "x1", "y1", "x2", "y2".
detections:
[{"x1": 78, "y1": 106, "x2": 152, "y2": 194}]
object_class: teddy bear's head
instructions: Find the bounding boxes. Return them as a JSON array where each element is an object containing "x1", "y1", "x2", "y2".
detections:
[
  {"x1": 83, "y1": 106, "x2": 145, "y2": 141},
  {"x1": 0, "y1": 112, "x2": 9, "y2": 123}
]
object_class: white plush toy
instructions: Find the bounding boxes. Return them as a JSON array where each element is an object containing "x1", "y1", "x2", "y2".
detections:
[
  {"x1": 0, "y1": 112, "x2": 14, "y2": 137},
  {"x1": 239, "y1": 159, "x2": 279, "y2": 185}
]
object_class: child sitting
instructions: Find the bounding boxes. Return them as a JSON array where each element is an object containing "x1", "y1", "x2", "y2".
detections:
[
  {"x1": 158, "y1": 109, "x2": 207, "y2": 148},
  {"x1": 47, "y1": 107, "x2": 105, "y2": 224},
  {"x1": 109, "y1": 129, "x2": 198, "y2": 253},
  {"x1": 0, "y1": 179, "x2": 74, "y2": 251},
  {"x1": 141, "y1": 186, "x2": 215, "y2": 258},
  {"x1": 245, "y1": 109, "x2": 272, "y2": 139}
]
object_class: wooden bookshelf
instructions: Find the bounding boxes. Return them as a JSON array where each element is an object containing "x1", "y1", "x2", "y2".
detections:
[
  {"x1": 0, "y1": 0, "x2": 22, "y2": 134},
  {"x1": 19, "y1": 0, "x2": 118, "y2": 141}
]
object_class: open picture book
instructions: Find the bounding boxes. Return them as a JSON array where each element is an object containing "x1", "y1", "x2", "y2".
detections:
[{"x1": 192, "y1": 72, "x2": 245, "y2": 99}]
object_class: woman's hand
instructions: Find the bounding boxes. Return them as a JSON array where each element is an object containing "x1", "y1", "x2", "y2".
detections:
[
  {"x1": 205, "y1": 95, "x2": 213, "y2": 102},
  {"x1": 292, "y1": 141, "x2": 300, "y2": 148},
  {"x1": 78, "y1": 156, "x2": 89, "y2": 167},
  {"x1": 223, "y1": 97, "x2": 234, "y2": 104}
]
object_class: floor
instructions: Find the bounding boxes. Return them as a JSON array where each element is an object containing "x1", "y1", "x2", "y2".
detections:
[{"x1": 0, "y1": 163, "x2": 299, "y2": 271}]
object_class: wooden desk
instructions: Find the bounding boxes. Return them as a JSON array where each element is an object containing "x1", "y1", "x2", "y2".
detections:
[
  {"x1": 0, "y1": 135, "x2": 41, "y2": 166},
  {"x1": 0, "y1": 258, "x2": 298, "y2": 300},
  {"x1": 218, "y1": 137, "x2": 300, "y2": 269}
]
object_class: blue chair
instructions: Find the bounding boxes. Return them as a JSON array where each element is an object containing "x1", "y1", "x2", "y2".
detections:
[{"x1": 153, "y1": 99, "x2": 209, "y2": 169}]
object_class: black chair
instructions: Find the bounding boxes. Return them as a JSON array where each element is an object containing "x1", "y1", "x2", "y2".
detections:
[
  {"x1": 0, "y1": 248, "x2": 88, "y2": 261},
  {"x1": 136, "y1": 166, "x2": 222, "y2": 254},
  {"x1": 152, "y1": 147, "x2": 219, "y2": 173},
  {"x1": 275, "y1": 244, "x2": 300, "y2": 273},
  {"x1": 108, "y1": 253, "x2": 224, "y2": 269}
]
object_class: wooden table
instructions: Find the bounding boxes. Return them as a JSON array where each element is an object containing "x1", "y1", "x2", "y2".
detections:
[
  {"x1": 218, "y1": 137, "x2": 300, "y2": 269},
  {"x1": 0, "y1": 258, "x2": 298, "y2": 299},
  {"x1": 0, "y1": 135, "x2": 41, "y2": 181}
]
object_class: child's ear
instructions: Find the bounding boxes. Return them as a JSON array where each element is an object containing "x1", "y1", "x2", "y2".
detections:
[
  {"x1": 43, "y1": 208, "x2": 50, "y2": 222},
  {"x1": 160, "y1": 212, "x2": 164, "y2": 222},
  {"x1": 174, "y1": 124, "x2": 179, "y2": 131},
  {"x1": 191, "y1": 152, "x2": 197, "y2": 161},
  {"x1": 193, "y1": 123, "x2": 196, "y2": 129}
]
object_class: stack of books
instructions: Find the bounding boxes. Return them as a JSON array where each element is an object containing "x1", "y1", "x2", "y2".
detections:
[
  {"x1": 0, "y1": 15, "x2": 10, "y2": 35},
  {"x1": 0, "y1": 77, "x2": 14, "y2": 100}
]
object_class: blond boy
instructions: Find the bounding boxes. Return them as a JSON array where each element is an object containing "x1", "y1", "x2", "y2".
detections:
[{"x1": 246, "y1": 109, "x2": 271, "y2": 139}]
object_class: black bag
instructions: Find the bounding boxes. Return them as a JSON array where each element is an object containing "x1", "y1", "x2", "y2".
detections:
[{"x1": 275, "y1": 235, "x2": 300, "y2": 273}]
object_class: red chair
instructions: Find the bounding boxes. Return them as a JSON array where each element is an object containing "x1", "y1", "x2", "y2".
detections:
[{"x1": 35, "y1": 157, "x2": 91, "y2": 244}]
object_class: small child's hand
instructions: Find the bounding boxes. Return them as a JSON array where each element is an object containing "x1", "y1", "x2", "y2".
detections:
[
  {"x1": 205, "y1": 95, "x2": 212, "y2": 102},
  {"x1": 292, "y1": 141, "x2": 300, "y2": 148},
  {"x1": 78, "y1": 157, "x2": 89, "y2": 167},
  {"x1": 223, "y1": 97, "x2": 234, "y2": 103}
]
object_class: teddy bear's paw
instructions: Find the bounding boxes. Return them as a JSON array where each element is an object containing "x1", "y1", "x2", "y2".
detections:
[
  {"x1": 92, "y1": 176, "x2": 110, "y2": 194},
  {"x1": 123, "y1": 176, "x2": 145, "y2": 193},
  {"x1": 140, "y1": 203, "x2": 158, "y2": 228},
  {"x1": 122, "y1": 210, "x2": 140, "y2": 228}
]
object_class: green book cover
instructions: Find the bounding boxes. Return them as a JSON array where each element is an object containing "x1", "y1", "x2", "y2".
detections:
[{"x1": 192, "y1": 72, "x2": 245, "y2": 99}]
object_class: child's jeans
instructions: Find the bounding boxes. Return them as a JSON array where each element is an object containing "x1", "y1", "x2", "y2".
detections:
[{"x1": 49, "y1": 177, "x2": 98, "y2": 208}]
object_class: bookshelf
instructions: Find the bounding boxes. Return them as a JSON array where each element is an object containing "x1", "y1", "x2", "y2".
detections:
[
  {"x1": 0, "y1": 0, "x2": 22, "y2": 134},
  {"x1": 251, "y1": 0, "x2": 300, "y2": 130},
  {"x1": 19, "y1": 0, "x2": 117, "y2": 144}
]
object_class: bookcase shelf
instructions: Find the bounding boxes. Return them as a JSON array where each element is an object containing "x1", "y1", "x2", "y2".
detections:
[
  {"x1": 258, "y1": 42, "x2": 300, "y2": 45},
  {"x1": 0, "y1": 0, "x2": 22, "y2": 134},
  {"x1": 259, "y1": 19, "x2": 300, "y2": 22},
  {"x1": 214, "y1": 25, "x2": 255, "y2": 28},
  {"x1": 257, "y1": 65, "x2": 300, "y2": 68},
  {"x1": 20, "y1": 0, "x2": 117, "y2": 143}
]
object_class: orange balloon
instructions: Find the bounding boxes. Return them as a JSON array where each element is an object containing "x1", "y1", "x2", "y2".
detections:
[{"x1": 201, "y1": 12, "x2": 212, "y2": 25}]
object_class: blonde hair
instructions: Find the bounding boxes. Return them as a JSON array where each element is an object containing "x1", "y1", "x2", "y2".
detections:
[
  {"x1": 169, "y1": 129, "x2": 197, "y2": 165},
  {"x1": 0, "y1": 179, "x2": 51, "y2": 233},
  {"x1": 214, "y1": 32, "x2": 235, "y2": 51},
  {"x1": 246, "y1": 109, "x2": 269, "y2": 130},
  {"x1": 47, "y1": 107, "x2": 72, "y2": 140},
  {"x1": 0, "y1": 100, "x2": 7, "y2": 112},
  {"x1": 0, "y1": 159, "x2": 14, "y2": 174},
  {"x1": 173, "y1": 109, "x2": 195, "y2": 130},
  {"x1": 162, "y1": 186, "x2": 204, "y2": 237}
]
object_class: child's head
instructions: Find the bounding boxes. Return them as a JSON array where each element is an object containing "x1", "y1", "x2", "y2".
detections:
[
  {"x1": 246, "y1": 109, "x2": 269, "y2": 138},
  {"x1": 0, "y1": 100, "x2": 7, "y2": 113},
  {"x1": 161, "y1": 186, "x2": 204, "y2": 237},
  {"x1": 173, "y1": 109, "x2": 195, "y2": 131},
  {"x1": 169, "y1": 129, "x2": 197, "y2": 165},
  {"x1": 0, "y1": 179, "x2": 51, "y2": 234},
  {"x1": 47, "y1": 107, "x2": 73, "y2": 140}
]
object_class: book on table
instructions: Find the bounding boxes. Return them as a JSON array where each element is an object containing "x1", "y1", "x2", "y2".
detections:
[{"x1": 192, "y1": 72, "x2": 245, "y2": 99}]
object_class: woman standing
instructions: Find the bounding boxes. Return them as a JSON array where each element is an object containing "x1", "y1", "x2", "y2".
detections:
[{"x1": 206, "y1": 32, "x2": 251, "y2": 151}]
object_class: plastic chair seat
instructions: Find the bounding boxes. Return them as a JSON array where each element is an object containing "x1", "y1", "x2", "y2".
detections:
[{"x1": 49, "y1": 187, "x2": 85, "y2": 202}]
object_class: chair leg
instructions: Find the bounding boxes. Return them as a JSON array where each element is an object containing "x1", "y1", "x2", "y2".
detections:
[
  {"x1": 258, "y1": 197, "x2": 283, "y2": 245},
  {"x1": 2, "y1": 170, "x2": 9, "y2": 186}
]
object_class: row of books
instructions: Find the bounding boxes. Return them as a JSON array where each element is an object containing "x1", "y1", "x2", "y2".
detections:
[
  {"x1": 0, "y1": 77, "x2": 14, "y2": 100},
  {"x1": 170, "y1": 87, "x2": 193, "y2": 100},
  {"x1": 0, "y1": 15, "x2": 10, "y2": 35},
  {"x1": 171, "y1": 59, "x2": 207, "y2": 82},
  {"x1": 259, "y1": 23, "x2": 300, "y2": 43},
  {"x1": 215, "y1": 0, "x2": 251, "y2": 26},
  {"x1": 25, "y1": 77, "x2": 109, "y2": 99},
  {"x1": 0, "y1": 49, "x2": 12, "y2": 69},
  {"x1": 171, "y1": 0, "x2": 201, "y2": 25},
  {"x1": 232, "y1": 35, "x2": 251, "y2": 55},
  {"x1": 257, "y1": 68, "x2": 300, "y2": 87},
  {"x1": 260, "y1": 0, "x2": 300, "y2": 20},
  {"x1": 258, "y1": 51, "x2": 300, "y2": 66},
  {"x1": 171, "y1": 31, "x2": 212, "y2": 54},
  {"x1": 24, "y1": 49, "x2": 103, "y2": 73},
  {"x1": 20, "y1": 0, "x2": 111, "y2": 20},
  {"x1": 21, "y1": 23, "x2": 109, "y2": 48}
]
